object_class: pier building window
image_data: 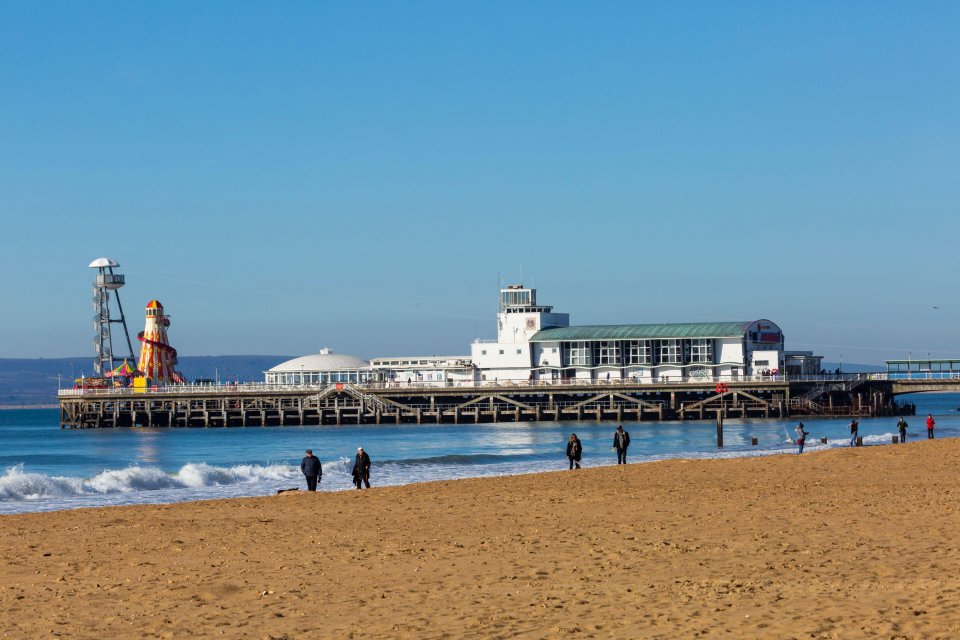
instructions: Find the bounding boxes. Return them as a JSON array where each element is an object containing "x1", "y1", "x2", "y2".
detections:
[
  {"x1": 563, "y1": 341, "x2": 591, "y2": 366},
  {"x1": 597, "y1": 341, "x2": 621, "y2": 365},
  {"x1": 689, "y1": 339, "x2": 713, "y2": 364},
  {"x1": 658, "y1": 339, "x2": 682, "y2": 364},
  {"x1": 627, "y1": 340, "x2": 652, "y2": 364}
]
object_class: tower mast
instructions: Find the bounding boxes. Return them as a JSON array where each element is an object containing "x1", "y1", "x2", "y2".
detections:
[{"x1": 89, "y1": 258, "x2": 135, "y2": 376}]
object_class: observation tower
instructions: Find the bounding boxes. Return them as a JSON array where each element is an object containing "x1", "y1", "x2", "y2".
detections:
[
  {"x1": 137, "y1": 300, "x2": 184, "y2": 384},
  {"x1": 89, "y1": 258, "x2": 135, "y2": 376}
]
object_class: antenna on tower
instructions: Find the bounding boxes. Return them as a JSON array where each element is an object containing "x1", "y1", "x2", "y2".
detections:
[{"x1": 89, "y1": 258, "x2": 135, "y2": 376}]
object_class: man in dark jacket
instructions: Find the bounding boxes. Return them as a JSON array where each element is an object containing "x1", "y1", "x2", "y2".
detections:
[
  {"x1": 300, "y1": 449, "x2": 322, "y2": 491},
  {"x1": 566, "y1": 433, "x2": 582, "y2": 470},
  {"x1": 352, "y1": 447, "x2": 371, "y2": 489},
  {"x1": 613, "y1": 425, "x2": 630, "y2": 464}
]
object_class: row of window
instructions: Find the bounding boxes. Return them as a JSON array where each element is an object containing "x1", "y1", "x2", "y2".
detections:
[{"x1": 561, "y1": 339, "x2": 714, "y2": 366}]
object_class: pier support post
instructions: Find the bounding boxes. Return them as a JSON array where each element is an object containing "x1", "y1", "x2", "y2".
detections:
[{"x1": 716, "y1": 414, "x2": 724, "y2": 448}]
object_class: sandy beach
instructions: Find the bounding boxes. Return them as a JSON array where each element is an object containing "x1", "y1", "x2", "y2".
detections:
[{"x1": 2, "y1": 440, "x2": 960, "y2": 639}]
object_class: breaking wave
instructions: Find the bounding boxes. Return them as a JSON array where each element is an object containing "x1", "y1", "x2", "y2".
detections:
[{"x1": 0, "y1": 462, "x2": 299, "y2": 502}]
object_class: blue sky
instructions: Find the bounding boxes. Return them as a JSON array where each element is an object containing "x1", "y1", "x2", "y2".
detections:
[{"x1": 1, "y1": 1, "x2": 958, "y2": 365}]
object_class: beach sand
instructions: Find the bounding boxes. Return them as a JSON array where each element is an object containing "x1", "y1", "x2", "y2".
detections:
[{"x1": 2, "y1": 440, "x2": 960, "y2": 639}]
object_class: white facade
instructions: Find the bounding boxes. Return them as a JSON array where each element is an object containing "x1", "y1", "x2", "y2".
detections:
[{"x1": 266, "y1": 286, "x2": 798, "y2": 385}]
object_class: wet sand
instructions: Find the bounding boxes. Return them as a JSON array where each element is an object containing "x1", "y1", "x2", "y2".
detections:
[{"x1": 2, "y1": 439, "x2": 960, "y2": 639}]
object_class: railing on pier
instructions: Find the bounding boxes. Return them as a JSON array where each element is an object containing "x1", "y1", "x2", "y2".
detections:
[{"x1": 56, "y1": 373, "x2": 872, "y2": 399}]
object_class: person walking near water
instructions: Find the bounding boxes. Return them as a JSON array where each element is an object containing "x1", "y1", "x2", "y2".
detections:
[
  {"x1": 849, "y1": 419, "x2": 859, "y2": 447},
  {"x1": 897, "y1": 417, "x2": 908, "y2": 443},
  {"x1": 795, "y1": 423, "x2": 809, "y2": 454},
  {"x1": 566, "y1": 433, "x2": 582, "y2": 470},
  {"x1": 613, "y1": 425, "x2": 630, "y2": 464},
  {"x1": 926, "y1": 414, "x2": 936, "y2": 439},
  {"x1": 300, "y1": 449, "x2": 322, "y2": 491},
  {"x1": 352, "y1": 447, "x2": 371, "y2": 489}
]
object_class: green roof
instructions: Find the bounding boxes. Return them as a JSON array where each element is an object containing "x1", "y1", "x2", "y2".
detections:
[{"x1": 530, "y1": 321, "x2": 755, "y2": 342}]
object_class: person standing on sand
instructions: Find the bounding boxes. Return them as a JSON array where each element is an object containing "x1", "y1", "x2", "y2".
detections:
[
  {"x1": 566, "y1": 433, "x2": 582, "y2": 470},
  {"x1": 300, "y1": 449, "x2": 322, "y2": 491},
  {"x1": 926, "y1": 414, "x2": 935, "y2": 439},
  {"x1": 613, "y1": 425, "x2": 630, "y2": 464},
  {"x1": 897, "y1": 417, "x2": 908, "y2": 443},
  {"x1": 795, "y1": 423, "x2": 809, "y2": 454},
  {"x1": 849, "y1": 419, "x2": 859, "y2": 447},
  {"x1": 352, "y1": 447, "x2": 371, "y2": 489}
]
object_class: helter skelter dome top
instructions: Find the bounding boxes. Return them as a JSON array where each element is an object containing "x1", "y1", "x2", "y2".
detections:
[
  {"x1": 146, "y1": 300, "x2": 164, "y2": 309},
  {"x1": 89, "y1": 257, "x2": 120, "y2": 268},
  {"x1": 268, "y1": 348, "x2": 369, "y2": 373}
]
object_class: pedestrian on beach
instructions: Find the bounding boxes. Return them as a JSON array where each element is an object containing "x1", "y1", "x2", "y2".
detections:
[
  {"x1": 613, "y1": 425, "x2": 630, "y2": 464},
  {"x1": 849, "y1": 419, "x2": 859, "y2": 447},
  {"x1": 566, "y1": 433, "x2": 582, "y2": 470},
  {"x1": 795, "y1": 423, "x2": 809, "y2": 454},
  {"x1": 897, "y1": 417, "x2": 908, "y2": 443},
  {"x1": 926, "y1": 414, "x2": 935, "y2": 439},
  {"x1": 300, "y1": 449, "x2": 322, "y2": 491},
  {"x1": 352, "y1": 447, "x2": 371, "y2": 489}
]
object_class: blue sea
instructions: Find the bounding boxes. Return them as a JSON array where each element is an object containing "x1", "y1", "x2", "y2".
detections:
[{"x1": 2, "y1": 393, "x2": 958, "y2": 515}]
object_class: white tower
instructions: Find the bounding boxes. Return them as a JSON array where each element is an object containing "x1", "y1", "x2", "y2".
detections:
[
  {"x1": 89, "y1": 257, "x2": 135, "y2": 377},
  {"x1": 471, "y1": 285, "x2": 570, "y2": 380}
]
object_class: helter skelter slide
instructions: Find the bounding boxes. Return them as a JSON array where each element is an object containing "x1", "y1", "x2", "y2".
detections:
[{"x1": 137, "y1": 300, "x2": 185, "y2": 384}]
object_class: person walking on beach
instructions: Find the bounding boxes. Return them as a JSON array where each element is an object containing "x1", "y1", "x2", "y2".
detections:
[
  {"x1": 849, "y1": 419, "x2": 859, "y2": 447},
  {"x1": 897, "y1": 417, "x2": 908, "y2": 443},
  {"x1": 613, "y1": 425, "x2": 630, "y2": 464},
  {"x1": 352, "y1": 447, "x2": 371, "y2": 489},
  {"x1": 566, "y1": 433, "x2": 582, "y2": 470},
  {"x1": 926, "y1": 414, "x2": 935, "y2": 439},
  {"x1": 300, "y1": 449, "x2": 322, "y2": 491},
  {"x1": 795, "y1": 423, "x2": 809, "y2": 454}
]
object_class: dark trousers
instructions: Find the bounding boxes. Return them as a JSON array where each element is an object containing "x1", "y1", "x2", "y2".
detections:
[
  {"x1": 355, "y1": 472, "x2": 370, "y2": 489},
  {"x1": 568, "y1": 457, "x2": 580, "y2": 470},
  {"x1": 928, "y1": 429, "x2": 935, "y2": 439},
  {"x1": 617, "y1": 449, "x2": 627, "y2": 464},
  {"x1": 305, "y1": 475, "x2": 319, "y2": 491},
  {"x1": 899, "y1": 432, "x2": 906, "y2": 443}
]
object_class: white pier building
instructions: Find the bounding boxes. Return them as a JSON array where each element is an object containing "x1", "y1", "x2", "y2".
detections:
[{"x1": 266, "y1": 285, "x2": 809, "y2": 386}]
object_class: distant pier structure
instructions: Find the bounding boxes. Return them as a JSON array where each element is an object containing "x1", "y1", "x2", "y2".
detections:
[{"x1": 89, "y1": 258, "x2": 135, "y2": 376}]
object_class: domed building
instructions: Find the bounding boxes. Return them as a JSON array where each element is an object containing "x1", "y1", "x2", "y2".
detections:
[{"x1": 264, "y1": 348, "x2": 373, "y2": 385}]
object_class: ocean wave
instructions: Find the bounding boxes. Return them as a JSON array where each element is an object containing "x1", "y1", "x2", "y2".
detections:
[{"x1": 0, "y1": 462, "x2": 299, "y2": 502}]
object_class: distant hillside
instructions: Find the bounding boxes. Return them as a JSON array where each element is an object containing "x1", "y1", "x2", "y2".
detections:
[{"x1": 0, "y1": 356, "x2": 290, "y2": 406}]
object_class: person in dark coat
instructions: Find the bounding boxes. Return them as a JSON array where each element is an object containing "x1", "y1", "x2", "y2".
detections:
[
  {"x1": 352, "y1": 447, "x2": 371, "y2": 489},
  {"x1": 566, "y1": 433, "x2": 582, "y2": 470},
  {"x1": 300, "y1": 449, "x2": 322, "y2": 491},
  {"x1": 613, "y1": 425, "x2": 630, "y2": 464}
]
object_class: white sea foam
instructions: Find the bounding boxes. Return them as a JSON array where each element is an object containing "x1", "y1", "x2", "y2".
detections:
[{"x1": 0, "y1": 462, "x2": 300, "y2": 502}]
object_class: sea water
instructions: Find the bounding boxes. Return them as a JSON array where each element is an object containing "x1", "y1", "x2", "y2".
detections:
[{"x1": 1, "y1": 393, "x2": 957, "y2": 515}]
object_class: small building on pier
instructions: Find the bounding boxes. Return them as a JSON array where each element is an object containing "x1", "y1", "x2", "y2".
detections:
[{"x1": 264, "y1": 348, "x2": 373, "y2": 385}]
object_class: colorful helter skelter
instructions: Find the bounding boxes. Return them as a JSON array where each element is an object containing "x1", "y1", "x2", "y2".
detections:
[{"x1": 137, "y1": 300, "x2": 184, "y2": 384}]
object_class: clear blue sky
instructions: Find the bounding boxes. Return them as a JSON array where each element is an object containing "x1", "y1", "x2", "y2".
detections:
[{"x1": 2, "y1": 1, "x2": 958, "y2": 365}]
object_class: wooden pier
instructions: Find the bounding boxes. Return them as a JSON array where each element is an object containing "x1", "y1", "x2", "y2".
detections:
[{"x1": 56, "y1": 374, "x2": 937, "y2": 429}]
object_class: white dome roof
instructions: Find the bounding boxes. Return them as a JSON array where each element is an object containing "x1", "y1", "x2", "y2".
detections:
[
  {"x1": 89, "y1": 257, "x2": 120, "y2": 268},
  {"x1": 268, "y1": 348, "x2": 369, "y2": 373}
]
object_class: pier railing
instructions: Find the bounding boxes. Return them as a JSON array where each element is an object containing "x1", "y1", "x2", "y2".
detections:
[{"x1": 56, "y1": 373, "x2": 879, "y2": 398}]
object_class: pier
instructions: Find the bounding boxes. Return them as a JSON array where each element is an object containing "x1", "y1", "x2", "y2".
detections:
[{"x1": 56, "y1": 374, "x2": 939, "y2": 429}]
